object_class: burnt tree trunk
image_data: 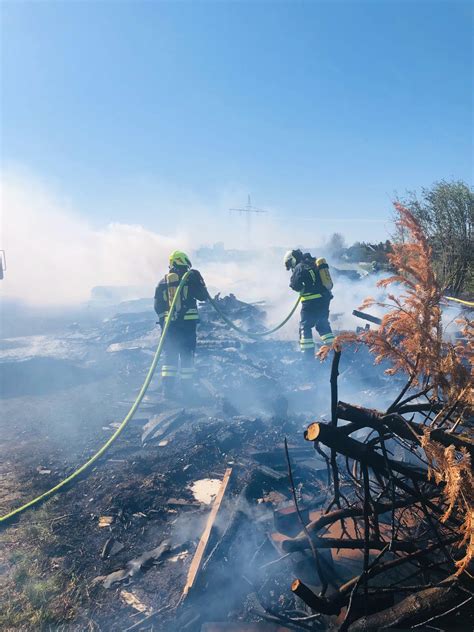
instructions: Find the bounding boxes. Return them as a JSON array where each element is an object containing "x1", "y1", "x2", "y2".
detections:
[
  {"x1": 348, "y1": 582, "x2": 466, "y2": 631},
  {"x1": 304, "y1": 422, "x2": 429, "y2": 483},
  {"x1": 337, "y1": 401, "x2": 474, "y2": 456}
]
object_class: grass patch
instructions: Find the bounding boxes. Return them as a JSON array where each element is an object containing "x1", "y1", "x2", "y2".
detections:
[
  {"x1": 0, "y1": 504, "x2": 78, "y2": 630},
  {"x1": 24, "y1": 576, "x2": 60, "y2": 609}
]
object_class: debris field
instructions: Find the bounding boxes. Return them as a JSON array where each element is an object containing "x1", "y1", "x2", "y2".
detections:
[{"x1": 0, "y1": 289, "x2": 473, "y2": 632}]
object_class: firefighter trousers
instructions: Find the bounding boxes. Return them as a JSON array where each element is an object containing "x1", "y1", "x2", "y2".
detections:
[
  {"x1": 299, "y1": 299, "x2": 335, "y2": 357},
  {"x1": 161, "y1": 321, "x2": 197, "y2": 388}
]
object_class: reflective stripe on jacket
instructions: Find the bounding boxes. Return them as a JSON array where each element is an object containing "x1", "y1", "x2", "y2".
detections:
[
  {"x1": 290, "y1": 262, "x2": 329, "y2": 303},
  {"x1": 154, "y1": 268, "x2": 208, "y2": 322}
]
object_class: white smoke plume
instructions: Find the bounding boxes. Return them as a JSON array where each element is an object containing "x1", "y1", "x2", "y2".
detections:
[
  {"x1": 1, "y1": 169, "x2": 389, "y2": 329},
  {"x1": 1, "y1": 171, "x2": 184, "y2": 305}
]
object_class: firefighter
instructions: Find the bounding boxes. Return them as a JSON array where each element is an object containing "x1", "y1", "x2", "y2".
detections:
[
  {"x1": 154, "y1": 251, "x2": 208, "y2": 398},
  {"x1": 284, "y1": 249, "x2": 335, "y2": 358}
]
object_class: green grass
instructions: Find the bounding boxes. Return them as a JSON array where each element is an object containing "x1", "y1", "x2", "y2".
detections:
[{"x1": 0, "y1": 505, "x2": 78, "y2": 630}]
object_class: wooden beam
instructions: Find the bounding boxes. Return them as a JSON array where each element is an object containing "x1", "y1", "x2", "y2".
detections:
[
  {"x1": 291, "y1": 579, "x2": 339, "y2": 615},
  {"x1": 337, "y1": 401, "x2": 474, "y2": 457},
  {"x1": 304, "y1": 422, "x2": 428, "y2": 483},
  {"x1": 182, "y1": 467, "x2": 233, "y2": 598}
]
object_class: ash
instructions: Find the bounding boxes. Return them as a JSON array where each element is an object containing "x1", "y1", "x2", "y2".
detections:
[{"x1": 0, "y1": 293, "x2": 405, "y2": 632}]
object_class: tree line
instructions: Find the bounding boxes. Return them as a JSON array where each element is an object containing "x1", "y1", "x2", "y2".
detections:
[{"x1": 326, "y1": 180, "x2": 473, "y2": 297}]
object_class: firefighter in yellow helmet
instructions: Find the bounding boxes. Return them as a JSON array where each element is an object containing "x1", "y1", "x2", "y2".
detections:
[
  {"x1": 154, "y1": 251, "x2": 208, "y2": 398},
  {"x1": 284, "y1": 249, "x2": 335, "y2": 359}
]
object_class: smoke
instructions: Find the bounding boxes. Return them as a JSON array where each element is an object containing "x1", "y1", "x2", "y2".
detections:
[
  {"x1": 331, "y1": 272, "x2": 388, "y2": 330},
  {"x1": 0, "y1": 170, "x2": 306, "y2": 307},
  {"x1": 1, "y1": 169, "x2": 390, "y2": 325},
  {"x1": 0, "y1": 171, "x2": 292, "y2": 306},
  {"x1": 1, "y1": 171, "x2": 183, "y2": 305}
]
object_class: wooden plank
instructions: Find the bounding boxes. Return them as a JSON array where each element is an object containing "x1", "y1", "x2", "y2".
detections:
[{"x1": 182, "y1": 467, "x2": 233, "y2": 597}]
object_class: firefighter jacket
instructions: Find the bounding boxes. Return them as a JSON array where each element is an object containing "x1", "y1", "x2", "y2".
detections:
[
  {"x1": 290, "y1": 258, "x2": 333, "y2": 305},
  {"x1": 154, "y1": 267, "x2": 208, "y2": 325}
]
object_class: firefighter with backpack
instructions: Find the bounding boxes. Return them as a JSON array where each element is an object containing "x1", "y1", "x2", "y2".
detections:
[
  {"x1": 154, "y1": 250, "x2": 208, "y2": 398},
  {"x1": 284, "y1": 249, "x2": 335, "y2": 359}
]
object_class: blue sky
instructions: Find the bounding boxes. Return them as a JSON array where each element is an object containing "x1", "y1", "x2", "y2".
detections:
[{"x1": 1, "y1": 0, "x2": 472, "y2": 243}]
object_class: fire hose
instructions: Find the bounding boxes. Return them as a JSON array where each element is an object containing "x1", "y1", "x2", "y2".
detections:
[
  {"x1": 206, "y1": 293, "x2": 300, "y2": 338},
  {"x1": 444, "y1": 296, "x2": 474, "y2": 308},
  {"x1": 0, "y1": 277, "x2": 300, "y2": 524}
]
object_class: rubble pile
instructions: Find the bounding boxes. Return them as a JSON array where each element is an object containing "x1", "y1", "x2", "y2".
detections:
[
  {"x1": 97, "y1": 296, "x2": 473, "y2": 631},
  {"x1": 121, "y1": 357, "x2": 472, "y2": 632},
  {"x1": 1, "y1": 292, "x2": 472, "y2": 632}
]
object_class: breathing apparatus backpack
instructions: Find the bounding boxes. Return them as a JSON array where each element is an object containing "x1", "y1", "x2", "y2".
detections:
[
  {"x1": 165, "y1": 272, "x2": 183, "y2": 320},
  {"x1": 316, "y1": 257, "x2": 333, "y2": 291},
  {"x1": 302, "y1": 255, "x2": 333, "y2": 293}
]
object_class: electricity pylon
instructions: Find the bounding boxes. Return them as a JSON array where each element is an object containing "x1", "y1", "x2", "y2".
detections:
[{"x1": 229, "y1": 195, "x2": 268, "y2": 244}]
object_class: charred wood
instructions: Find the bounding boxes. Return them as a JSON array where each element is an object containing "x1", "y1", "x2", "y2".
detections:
[
  {"x1": 290, "y1": 537, "x2": 463, "y2": 620},
  {"x1": 291, "y1": 579, "x2": 339, "y2": 615},
  {"x1": 201, "y1": 485, "x2": 250, "y2": 574},
  {"x1": 337, "y1": 401, "x2": 474, "y2": 456},
  {"x1": 282, "y1": 536, "x2": 416, "y2": 554},
  {"x1": 304, "y1": 422, "x2": 428, "y2": 483},
  {"x1": 182, "y1": 467, "x2": 232, "y2": 598},
  {"x1": 347, "y1": 580, "x2": 466, "y2": 631},
  {"x1": 396, "y1": 402, "x2": 442, "y2": 414},
  {"x1": 94, "y1": 540, "x2": 171, "y2": 589},
  {"x1": 351, "y1": 310, "x2": 382, "y2": 325},
  {"x1": 337, "y1": 535, "x2": 462, "y2": 599},
  {"x1": 292, "y1": 580, "x2": 395, "y2": 622},
  {"x1": 284, "y1": 437, "x2": 328, "y2": 593}
]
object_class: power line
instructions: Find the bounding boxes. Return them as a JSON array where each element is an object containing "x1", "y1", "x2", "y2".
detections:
[{"x1": 229, "y1": 195, "x2": 268, "y2": 242}]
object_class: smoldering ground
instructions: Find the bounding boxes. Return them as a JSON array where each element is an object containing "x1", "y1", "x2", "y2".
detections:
[
  {"x1": 0, "y1": 333, "x2": 411, "y2": 629},
  {"x1": 0, "y1": 165, "x2": 417, "y2": 472},
  {"x1": 1, "y1": 172, "x2": 462, "y2": 631}
]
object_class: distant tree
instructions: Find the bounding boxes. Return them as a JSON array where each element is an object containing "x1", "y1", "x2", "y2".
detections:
[
  {"x1": 342, "y1": 240, "x2": 392, "y2": 268},
  {"x1": 398, "y1": 180, "x2": 473, "y2": 296}
]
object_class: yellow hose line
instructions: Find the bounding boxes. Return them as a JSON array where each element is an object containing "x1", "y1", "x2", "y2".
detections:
[
  {"x1": 207, "y1": 294, "x2": 300, "y2": 338},
  {"x1": 0, "y1": 277, "x2": 301, "y2": 525},
  {"x1": 5, "y1": 282, "x2": 469, "y2": 523},
  {"x1": 0, "y1": 271, "x2": 191, "y2": 524},
  {"x1": 444, "y1": 296, "x2": 474, "y2": 308}
]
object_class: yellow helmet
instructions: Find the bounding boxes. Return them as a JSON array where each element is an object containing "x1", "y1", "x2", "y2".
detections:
[{"x1": 169, "y1": 250, "x2": 192, "y2": 269}]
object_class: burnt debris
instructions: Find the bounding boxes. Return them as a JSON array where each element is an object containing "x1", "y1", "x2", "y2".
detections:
[{"x1": 1, "y1": 292, "x2": 472, "y2": 632}]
